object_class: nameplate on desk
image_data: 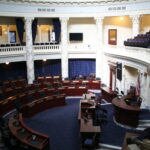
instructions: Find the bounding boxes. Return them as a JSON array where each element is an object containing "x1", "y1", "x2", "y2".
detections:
[
  {"x1": 53, "y1": 76, "x2": 60, "y2": 79},
  {"x1": 8, "y1": 96, "x2": 16, "y2": 101},
  {"x1": 58, "y1": 87, "x2": 65, "y2": 90},
  {"x1": 44, "y1": 96, "x2": 53, "y2": 100},
  {"x1": 47, "y1": 88, "x2": 55, "y2": 91},
  {"x1": 73, "y1": 80, "x2": 79, "y2": 83},
  {"x1": 82, "y1": 80, "x2": 89, "y2": 83},
  {"x1": 38, "y1": 77, "x2": 44, "y2": 79},
  {"x1": 56, "y1": 95, "x2": 64, "y2": 98},
  {"x1": 63, "y1": 81, "x2": 70, "y2": 83},
  {"x1": 79, "y1": 86, "x2": 86, "y2": 89},
  {"x1": 92, "y1": 81, "x2": 99, "y2": 83},
  {"x1": 45, "y1": 76, "x2": 52, "y2": 79}
]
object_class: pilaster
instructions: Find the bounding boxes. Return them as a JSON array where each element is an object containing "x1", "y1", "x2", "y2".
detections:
[
  {"x1": 130, "y1": 15, "x2": 140, "y2": 38},
  {"x1": 94, "y1": 17, "x2": 104, "y2": 80},
  {"x1": 60, "y1": 17, "x2": 69, "y2": 80},
  {"x1": 24, "y1": 17, "x2": 35, "y2": 84}
]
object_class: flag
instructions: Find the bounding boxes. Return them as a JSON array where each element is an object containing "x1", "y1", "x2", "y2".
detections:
[{"x1": 136, "y1": 74, "x2": 140, "y2": 96}]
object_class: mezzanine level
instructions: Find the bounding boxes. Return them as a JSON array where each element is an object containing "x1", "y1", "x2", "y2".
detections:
[
  {"x1": 104, "y1": 45, "x2": 150, "y2": 65},
  {"x1": 0, "y1": 43, "x2": 149, "y2": 65}
]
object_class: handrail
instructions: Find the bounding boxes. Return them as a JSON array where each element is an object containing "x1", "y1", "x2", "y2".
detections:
[{"x1": 0, "y1": 46, "x2": 25, "y2": 56}]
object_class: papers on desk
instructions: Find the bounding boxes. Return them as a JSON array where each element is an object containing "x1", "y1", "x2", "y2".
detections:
[{"x1": 32, "y1": 135, "x2": 37, "y2": 140}]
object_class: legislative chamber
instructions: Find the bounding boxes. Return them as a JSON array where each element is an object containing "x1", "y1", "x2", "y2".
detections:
[{"x1": 0, "y1": 0, "x2": 150, "y2": 150}]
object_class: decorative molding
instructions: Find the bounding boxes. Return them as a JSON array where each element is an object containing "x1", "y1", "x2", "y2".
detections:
[
  {"x1": 130, "y1": 15, "x2": 140, "y2": 24},
  {"x1": 1, "y1": 0, "x2": 150, "y2": 6},
  {"x1": 94, "y1": 17, "x2": 104, "y2": 25}
]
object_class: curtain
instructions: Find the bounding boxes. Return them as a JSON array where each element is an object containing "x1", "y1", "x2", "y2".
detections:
[
  {"x1": 32, "y1": 19, "x2": 38, "y2": 44},
  {"x1": 16, "y1": 19, "x2": 24, "y2": 44},
  {"x1": 69, "y1": 59, "x2": 96, "y2": 79},
  {"x1": 52, "y1": 18, "x2": 61, "y2": 43},
  {"x1": 0, "y1": 62, "x2": 27, "y2": 82},
  {"x1": 34, "y1": 59, "x2": 61, "y2": 77}
]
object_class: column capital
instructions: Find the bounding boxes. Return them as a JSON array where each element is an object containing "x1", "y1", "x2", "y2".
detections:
[
  {"x1": 94, "y1": 17, "x2": 104, "y2": 25},
  {"x1": 59, "y1": 17, "x2": 69, "y2": 23},
  {"x1": 24, "y1": 17, "x2": 34, "y2": 23},
  {"x1": 130, "y1": 15, "x2": 140, "y2": 24}
]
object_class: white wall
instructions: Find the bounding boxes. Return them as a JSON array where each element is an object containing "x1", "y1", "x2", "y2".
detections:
[
  {"x1": 123, "y1": 66, "x2": 138, "y2": 93},
  {"x1": 68, "y1": 18, "x2": 97, "y2": 50},
  {"x1": 103, "y1": 16, "x2": 132, "y2": 46},
  {"x1": 141, "y1": 14, "x2": 150, "y2": 34}
]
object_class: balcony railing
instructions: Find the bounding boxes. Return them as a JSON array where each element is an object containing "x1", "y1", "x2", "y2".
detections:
[
  {"x1": 33, "y1": 44, "x2": 61, "y2": 53},
  {"x1": 0, "y1": 44, "x2": 150, "y2": 65},
  {"x1": 0, "y1": 44, "x2": 61, "y2": 56},
  {"x1": 0, "y1": 46, "x2": 25, "y2": 56},
  {"x1": 104, "y1": 45, "x2": 150, "y2": 64}
]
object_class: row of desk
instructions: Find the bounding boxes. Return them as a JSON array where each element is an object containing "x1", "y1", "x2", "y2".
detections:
[
  {"x1": 9, "y1": 113, "x2": 49, "y2": 150},
  {"x1": 2, "y1": 79, "x2": 101, "y2": 150},
  {"x1": 0, "y1": 86, "x2": 87, "y2": 116},
  {"x1": 0, "y1": 79, "x2": 101, "y2": 117},
  {"x1": 21, "y1": 94, "x2": 66, "y2": 118},
  {"x1": 0, "y1": 80, "x2": 100, "y2": 100}
]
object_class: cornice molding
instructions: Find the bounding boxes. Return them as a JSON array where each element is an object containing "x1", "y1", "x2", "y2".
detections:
[{"x1": 0, "y1": 0, "x2": 150, "y2": 6}]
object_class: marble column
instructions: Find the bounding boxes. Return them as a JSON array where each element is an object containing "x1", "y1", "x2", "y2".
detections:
[
  {"x1": 130, "y1": 15, "x2": 140, "y2": 38},
  {"x1": 7, "y1": 25, "x2": 10, "y2": 43},
  {"x1": 60, "y1": 17, "x2": 69, "y2": 80},
  {"x1": 24, "y1": 17, "x2": 35, "y2": 84},
  {"x1": 94, "y1": 17, "x2": 104, "y2": 80}
]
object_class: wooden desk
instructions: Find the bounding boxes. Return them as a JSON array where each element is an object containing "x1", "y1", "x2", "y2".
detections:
[
  {"x1": 79, "y1": 99, "x2": 100, "y2": 133},
  {"x1": 9, "y1": 114, "x2": 49, "y2": 150},
  {"x1": 101, "y1": 87, "x2": 117, "y2": 102},
  {"x1": 79, "y1": 99, "x2": 100, "y2": 149},
  {"x1": 21, "y1": 94, "x2": 66, "y2": 118},
  {"x1": 112, "y1": 96, "x2": 140, "y2": 127},
  {"x1": 80, "y1": 119, "x2": 100, "y2": 133}
]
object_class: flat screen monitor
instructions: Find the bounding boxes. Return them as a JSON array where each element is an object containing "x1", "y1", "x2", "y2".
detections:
[
  {"x1": 69, "y1": 33, "x2": 83, "y2": 41},
  {"x1": 117, "y1": 63, "x2": 122, "y2": 81}
]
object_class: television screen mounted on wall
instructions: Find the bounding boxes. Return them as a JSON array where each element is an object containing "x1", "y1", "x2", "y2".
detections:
[{"x1": 69, "y1": 33, "x2": 83, "y2": 41}]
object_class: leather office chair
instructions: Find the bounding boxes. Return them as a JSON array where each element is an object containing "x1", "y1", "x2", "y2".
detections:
[
  {"x1": 64, "y1": 77, "x2": 69, "y2": 80},
  {"x1": 93, "y1": 104, "x2": 108, "y2": 126},
  {"x1": 80, "y1": 82, "x2": 86, "y2": 87},
  {"x1": 82, "y1": 133, "x2": 98, "y2": 150},
  {"x1": 70, "y1": 82, "x2": 76, "y2": 87}
]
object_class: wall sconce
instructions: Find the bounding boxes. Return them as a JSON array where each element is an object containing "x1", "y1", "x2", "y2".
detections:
[
  {"x1": 5, "y1": 61, "x2": 9, "y2": 65},
  {"x1": 120, "y1": 16, "x2": 124, "y2": 20},
  {"x1": 43, "y1": 59, "x2": 47, "y2": 62}
]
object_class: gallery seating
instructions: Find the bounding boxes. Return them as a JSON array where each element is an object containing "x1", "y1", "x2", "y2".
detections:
[{"x1": 124, "y1": 31, "x2": 150, "y2": 48}]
